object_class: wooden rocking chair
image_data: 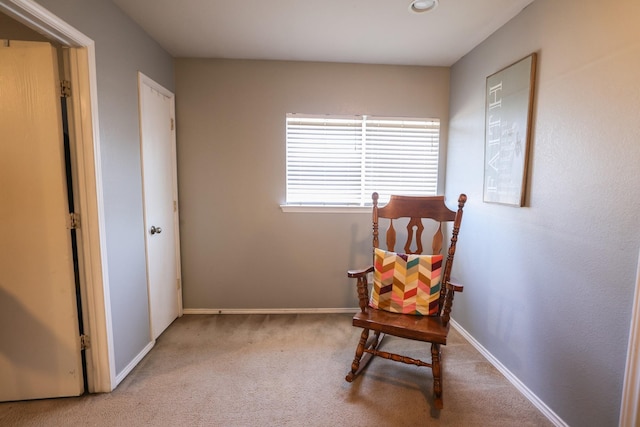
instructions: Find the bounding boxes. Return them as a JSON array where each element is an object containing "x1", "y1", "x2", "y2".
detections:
[{"x1": 346, "y1": 192, "x2": 466, "y2": 409}]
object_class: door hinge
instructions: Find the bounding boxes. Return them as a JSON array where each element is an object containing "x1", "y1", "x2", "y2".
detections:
[
  {"x1": 173, "y1": 200, "x2": 178, "y2": 212},
  {"x1": 177, "y1": 278, "x2": 181, "y2": 290},
  {"x1": 68, "y1": 212, "x2": 80, "y2": 229},
  {"x1": 80, "y1": 334, "x2": 90, "y2": 350},
  {"x1": 60, "y1": 80, "x2": 71, "y2": 98}
]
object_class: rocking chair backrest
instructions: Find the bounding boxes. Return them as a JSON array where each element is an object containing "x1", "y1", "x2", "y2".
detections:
[{"x1": 371, "y1": 192, "x2": 467, "y2": 313}]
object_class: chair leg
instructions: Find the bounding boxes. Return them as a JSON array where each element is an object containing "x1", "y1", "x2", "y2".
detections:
[
  {"x1": 431, "y1": 343, "x2": 443, "y2": 409},
  {"x1": 346, "y1": 328, "x2": 370, "y2": 382}
]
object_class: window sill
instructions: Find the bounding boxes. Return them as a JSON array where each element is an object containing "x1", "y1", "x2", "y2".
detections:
[{"x1": 280, "y1": 205, "x2": 371, "y2": 213}]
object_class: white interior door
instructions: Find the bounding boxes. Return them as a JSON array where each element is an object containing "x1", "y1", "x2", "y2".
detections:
[
  {"x1": 139, "y1": 73, "x2": 182, "y2": 340},
  {"x1": 0, "y1": 40, "x2": 84, "y2": 400}
]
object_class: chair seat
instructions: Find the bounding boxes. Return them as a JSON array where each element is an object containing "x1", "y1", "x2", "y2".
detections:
[{"x1": 353, "y1": 309, "x2": 450, "y2": 345}]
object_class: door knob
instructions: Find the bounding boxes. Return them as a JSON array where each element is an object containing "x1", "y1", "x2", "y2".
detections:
[{"x1": 150, "y1": 225, "x2": 162, "y2": 235}]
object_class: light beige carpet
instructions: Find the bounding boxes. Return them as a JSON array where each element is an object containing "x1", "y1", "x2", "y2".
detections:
[{"x1": 0, "y1": 314, "x2": 552, "y2": 426}]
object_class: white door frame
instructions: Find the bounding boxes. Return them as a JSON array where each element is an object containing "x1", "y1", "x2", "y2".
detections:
[
  {"x1": 620, "y1": 250, "x2": 640, "y2": 427},
  {"x1": 0, "y1": 0, "x2": 114, "y2": 392}
]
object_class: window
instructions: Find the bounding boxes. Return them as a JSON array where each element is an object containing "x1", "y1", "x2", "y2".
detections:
[{"x1": 285, "y1": 114, "x2": 440, "y2": 207}]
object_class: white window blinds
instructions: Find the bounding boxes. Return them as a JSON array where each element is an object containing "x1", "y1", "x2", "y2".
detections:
[{"x1": 286, "y1": 114, "x2": 440, "y2": 206}]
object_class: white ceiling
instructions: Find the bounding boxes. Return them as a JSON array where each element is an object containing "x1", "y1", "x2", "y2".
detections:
[{"x1": 111, "y1": 0, "x2": 535, "y2": 66}]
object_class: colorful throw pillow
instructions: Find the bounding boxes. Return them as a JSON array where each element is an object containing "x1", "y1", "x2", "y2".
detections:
[{"x1": 370, "y1": 248, "x2": 443, "y2": 316}]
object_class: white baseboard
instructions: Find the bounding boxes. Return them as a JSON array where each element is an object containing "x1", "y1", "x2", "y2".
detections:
[
  {"x1": 183, "y1": 307, "x2": 359, "y2": 315},
  {"x1": 450, "y1": 319, "x2": 568, "y2": 427},
  {"x1": 113, "y1": 340, "x2": 155, "y2": 387}
]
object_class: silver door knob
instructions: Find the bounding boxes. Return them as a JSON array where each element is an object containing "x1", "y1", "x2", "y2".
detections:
[{"x1": 150, "y1": 225, "x2": 162, "y2": 235}]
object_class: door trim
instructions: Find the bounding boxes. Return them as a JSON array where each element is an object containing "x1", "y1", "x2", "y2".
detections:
[
  {"x1": 620, "y1": 250, "x2": 640, "y2": 427},
  {"x1": 0, "y1": 0, "x2": 114, "y2": 392}
]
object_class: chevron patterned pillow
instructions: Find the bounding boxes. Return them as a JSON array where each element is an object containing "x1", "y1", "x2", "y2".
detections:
[{"x1": 370, "y1": 248, "x2": 443, "y2": 316}]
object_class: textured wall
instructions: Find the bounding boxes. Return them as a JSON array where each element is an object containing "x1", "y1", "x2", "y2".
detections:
[
  {"x1": 447, "y1": 0, "x2": 640, "y2": 425},
  {"x1": 174, "y1": 59, "x2": 450, "y2": 310}
]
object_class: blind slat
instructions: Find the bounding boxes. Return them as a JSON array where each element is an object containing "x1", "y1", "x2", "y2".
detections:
[{"x1": 286, "y1": 114, "x2": 439, "y2": 206}]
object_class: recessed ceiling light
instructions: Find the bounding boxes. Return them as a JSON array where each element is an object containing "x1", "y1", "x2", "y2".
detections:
[{"x1": 409, "y1": 0, "x2": 439, "y2": 14}]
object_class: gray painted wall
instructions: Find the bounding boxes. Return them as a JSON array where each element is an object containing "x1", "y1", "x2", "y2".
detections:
[
  {"x1": 34, "y1": 0, "x2": 175, "y2": 375},
  {"x1": 174, "y1": 59, "x2": 450, "y2": 309},
  {"x1": 447, "y1": 0, "x2": 640, "y2": 425}
]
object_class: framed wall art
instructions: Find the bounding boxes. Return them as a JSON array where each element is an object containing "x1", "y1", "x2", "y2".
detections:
[{"x1": 483, "y1": 53, "x2": 537, "y2": 206}]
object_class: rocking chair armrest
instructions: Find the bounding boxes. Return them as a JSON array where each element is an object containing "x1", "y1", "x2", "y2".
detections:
[
  {"x1": 440, "y1": 281, "x2": 464, "y2": 326},
  {"x1": 347, "y1": 265, "x2": 375, "y2": 278},
  {"x1": 446, "y1": 281, "x2": 464, "y2": 293},
  {"x1": 348, "y1": 266, "x2": 374, "y2": 312}
]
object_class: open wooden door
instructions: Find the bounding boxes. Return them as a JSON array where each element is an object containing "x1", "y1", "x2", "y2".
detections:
[{"x1": 0, "y1": 40, "x2": 84, "y2": 400}]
